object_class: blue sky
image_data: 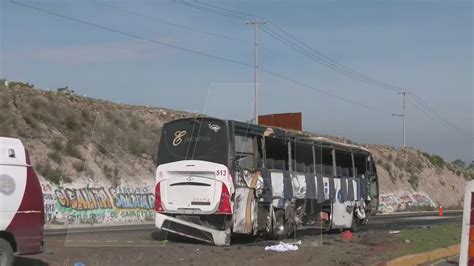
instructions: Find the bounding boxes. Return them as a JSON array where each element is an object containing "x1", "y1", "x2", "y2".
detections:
[{"x1": 1, "y1": 0, "x2": 472, "y2": 163}]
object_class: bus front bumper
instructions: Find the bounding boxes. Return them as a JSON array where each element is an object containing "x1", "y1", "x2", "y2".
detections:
[{"x1": 155, "y1": 213, "x2": 229, "y2": 246}]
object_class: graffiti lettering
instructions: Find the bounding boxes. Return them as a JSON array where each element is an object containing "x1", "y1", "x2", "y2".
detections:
[
  {"x1": 55, "y1": 187, "x2": 113, "y2": 211},
  {"x1": 109, "y1": 188, "x2": 155, "y2": 209}
]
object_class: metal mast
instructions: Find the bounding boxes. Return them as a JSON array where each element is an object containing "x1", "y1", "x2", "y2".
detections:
[
  {"x1": 247, "y1": 19, "x2": 266, "y2": 124},
  {"x1": 393, "y1": 91, "x2": 410, "y2": 148}
]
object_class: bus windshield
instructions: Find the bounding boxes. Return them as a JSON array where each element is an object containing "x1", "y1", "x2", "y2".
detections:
[{"x1": 156, "y1": 118, "x2": 228, "y2": 166}]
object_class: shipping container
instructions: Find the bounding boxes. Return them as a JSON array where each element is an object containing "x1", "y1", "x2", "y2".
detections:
[{"x1": 258, "y1": 112, "x2": 302, "y2": 131}]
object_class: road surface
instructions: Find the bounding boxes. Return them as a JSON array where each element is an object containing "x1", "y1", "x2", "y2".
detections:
[{"x1": 17, "y1": 211, "x2": 462, "y2": 266}]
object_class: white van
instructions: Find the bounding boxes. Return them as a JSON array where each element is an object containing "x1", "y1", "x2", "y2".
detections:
[{"x1": 0, "y1": 137, "x2": 44, "y2": 266}]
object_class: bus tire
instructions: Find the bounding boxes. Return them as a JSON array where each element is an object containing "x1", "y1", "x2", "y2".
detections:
[
  {"x1": 270, "y1": 209, "x2": 287, "y2": 240},
  {"x1": 350, "y1": 215, "x2": 362, "y2": 233},
  {"x1": 0, "y1": 238, "x2": 14, "y2": 266}
]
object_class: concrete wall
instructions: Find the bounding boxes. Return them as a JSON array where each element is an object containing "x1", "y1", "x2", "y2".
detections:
[
  {"x1": 378, "y1": 191, "x2": 436, "y2": 213},
  {"x1": 41, "y1": 180, "x2": 155, "y2": 225}
]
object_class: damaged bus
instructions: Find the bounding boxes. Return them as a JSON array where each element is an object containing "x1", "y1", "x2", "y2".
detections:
[{"x1": 154, "y1": 117, "x2": 379, "y2": 245}]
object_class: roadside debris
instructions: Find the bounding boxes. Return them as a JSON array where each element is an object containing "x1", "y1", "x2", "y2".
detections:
[
  {"x1": 388, "y1": 230, "x2": 401, "y2": 234},
  {"x1": 264, "y1": 241, "x2": 302, "y2": 252},
  {"x1": 341, "y1": 230, "x2": 353, "y2": 240}
]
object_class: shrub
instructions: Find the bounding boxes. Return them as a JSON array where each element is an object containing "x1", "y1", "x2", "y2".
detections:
[
  {"x1": 30, "y1": 97, "x2": 44, "y2": 110},
  {"x1": 456, "y1": 170, "x2": 462, "y2": 177},
  {"x1": 72, "y1": 160, "x2": 85, "y2": 173},
  {"x1": 65, "y1": 141, "x2": 82, "y2": 159},
  {"x1": 64, "y1": 113, "x2": 79, "y2": 130},
  {"x1": 408, "y1": 174, "x2": 419, "y2": 190},
  {"x1": 452, "y1": 159, "x2": 466, "y2": 168},
  {"x1": 47, "y1": 151, "x2": 62, "y2": 163},
  {"x1": 386, "y1": 153, "x2": 394, "y2": 161},
  {"x1": 37, "y1": 162, "x2": 69, "y2": 185},
  {"x1": 127, "y1": 138, "x2": 147, "y2": 156},
  {"x1": 51, "y1": 139, "x2": 64, "y2": 151},
  {"x1": 422, "y1": 153, "x2": 445, "y2": 169},
  {"x1": 23, "y1": 113, "x2": 37, "y2": 129},
  {"x1": 383, "y1": 162, "x2": 392, "y2": 173},
  {"x1": 8, "y1": 81, "x2": 34, "y2": 89}
]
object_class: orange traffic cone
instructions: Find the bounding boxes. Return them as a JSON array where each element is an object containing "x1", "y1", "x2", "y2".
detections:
[{"x1": 438, "y1": 206, "x2": 444, "y2": 216}]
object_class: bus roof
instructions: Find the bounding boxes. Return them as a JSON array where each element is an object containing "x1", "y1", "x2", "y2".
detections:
[{"x1": 163, "y1": 116, "x2": 370, "y2": 154}]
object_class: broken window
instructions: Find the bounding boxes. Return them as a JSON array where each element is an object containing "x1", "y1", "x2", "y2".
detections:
[
  {"x1": 235, "y1": 134, "x2": 262, "y2": 169},
  {"x1": 335, "y1": 150, "x2": 353, "y2": 178},
  {"x1": 314, "y1": 145, "x2": 334, "y2": 176},
  {"x1": 292, "y1": 141, "x2": 314, "y2": 173},
  {"x1": 265, "y1": 137, "x2": 288, "y2": 171},
  {"x1": 354, "y1": 153, "x2": 368, "y2": 178}
]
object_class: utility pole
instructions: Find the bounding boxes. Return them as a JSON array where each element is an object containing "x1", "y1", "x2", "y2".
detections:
[
  {"x1": 392, "y1": 91, "x2": 410, "y2": 148},
  {"x1": 247, "y1": 19, "x2": 266, "y2": 124}
]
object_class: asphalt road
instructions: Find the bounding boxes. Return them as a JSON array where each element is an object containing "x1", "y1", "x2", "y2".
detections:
[
  {"x1": 43, "y1": 210, "x2": 463, "y2": 236},
  {"x1": 17, "y1": 211, "x2": 462, "y2": 266}
]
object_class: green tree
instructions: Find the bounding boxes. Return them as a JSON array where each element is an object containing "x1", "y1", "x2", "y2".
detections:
[
  {"x1": 452, "y1": 159, "x2": 466, "y2": 168},
  {"x1": 468, "y1": 161, "x2": 474, "y2": 170}
]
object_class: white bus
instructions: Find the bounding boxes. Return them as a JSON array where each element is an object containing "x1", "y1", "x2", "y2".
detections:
[{"x1": 154, "y1": 117, "x2": 379, "y2": 245}]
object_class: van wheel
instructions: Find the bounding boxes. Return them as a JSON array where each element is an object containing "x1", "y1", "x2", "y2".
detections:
[{"x1": 0, "y1": 238, "x2": 14, "y2": 266}]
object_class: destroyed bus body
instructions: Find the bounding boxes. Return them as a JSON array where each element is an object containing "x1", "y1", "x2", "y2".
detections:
[{"x1": 155, "y1": 117, "x2": 379, "y2": 245}]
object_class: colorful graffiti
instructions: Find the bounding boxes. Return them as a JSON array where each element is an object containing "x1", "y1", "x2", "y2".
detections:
[
  {"x1": 109, "y1": 187, "x2": 155, "y2": 210},
  {"x1": 55, "y1": 187, "x2": 113, "y2": 210},
  {"x1": 378, "y1": 191, "x2": 436, "y2": 213},
  {"x1": 41, "y1": 182, "x2": 155, "y2": 225}
]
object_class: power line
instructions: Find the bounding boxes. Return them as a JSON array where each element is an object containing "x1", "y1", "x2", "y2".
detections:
[
  {"x1": 10, "y1": 0, "x2": 374, "y2": 112},
  {"x1": 90, "y1": 0, "x2": 279, "y2": 58},
  {"x1": 264, "y1": 21, "x2": 403, "y2": 93},
  {"x1": 409, "y1": 93, "x2": 471, "y2": 136},
  {"x1": 260, "y1": 67, "x2": 375, "y2": 111},
  {"x1": 176, "y1": 0, "x2": 403, "y2": 93},
  {"x1": 175, "y1": 1, "x2": 471, "y2": 138},
  {"x1": 173, "y1": 0, "x2": 248, "y2": 20},
  {"x1": 92, "y1": 0, "x2": 243, "y2": 43},
  {"x1": 9, "y1": 0, "x2": 253, "y2": 68},
  {"x1": 260, "y1": 25, "x2": 401, "y2": 93}
]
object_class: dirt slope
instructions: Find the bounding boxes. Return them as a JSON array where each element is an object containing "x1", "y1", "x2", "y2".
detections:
[{"x1": 0, "y1": 81, "x2": 471, "y2": 209}]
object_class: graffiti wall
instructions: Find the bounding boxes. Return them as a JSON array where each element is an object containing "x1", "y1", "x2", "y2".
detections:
[
  {"x1": 378, "y1": 191, "x2": 436, "y2": 213},
  {"x1": 41, "y1": 182, "x2": 155, "y2": 225}
]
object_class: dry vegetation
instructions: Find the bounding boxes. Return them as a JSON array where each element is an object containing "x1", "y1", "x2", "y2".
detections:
[
  {"x1": 0, "y1": 81, "x2": 189, "y2": 185},
  {"x1": 0, "y1": 80, "x2": 470, "y2": 208}
]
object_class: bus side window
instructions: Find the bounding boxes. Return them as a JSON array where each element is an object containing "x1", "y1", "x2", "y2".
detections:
[
  {"x1": 335, "y1": 150, "x2": 353, "y2": 178},
  {"x1": 265, "y1": 137, "x2": 288, "y2": 171},
  {"x1": 354, "y1": 153, "x2": 367, "y2": 178},
  {"x1": 235, "y1": 134, "x2": 262, "y2": 169}
]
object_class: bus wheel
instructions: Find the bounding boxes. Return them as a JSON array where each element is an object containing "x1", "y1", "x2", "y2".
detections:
[
  {"x1": 350, "y1": 215, "x2": 363, "y2": 233},
  {"x1": 271, "y1": 209, "x2": 287, "y2": 240},
  {"x1": 0, "y1": 238, "x2": 14, "y2": 266}
]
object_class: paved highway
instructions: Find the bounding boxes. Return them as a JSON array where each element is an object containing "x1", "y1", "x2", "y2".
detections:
[{"x1": 17, "y1": 211, "x2": 462, "y2": 266}]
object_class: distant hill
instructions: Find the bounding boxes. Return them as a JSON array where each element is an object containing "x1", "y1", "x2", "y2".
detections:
[{"x1": 1, "y1": 81, "x2": 471, "y2": 210}]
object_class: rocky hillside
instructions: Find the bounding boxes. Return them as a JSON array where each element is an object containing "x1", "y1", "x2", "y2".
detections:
[
  {"x1": 1, "y1": 81, "x2": 472, "y2": 211},
  {"x1": 0, "y1": 81, "x2": 190, "y2": 189}
]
